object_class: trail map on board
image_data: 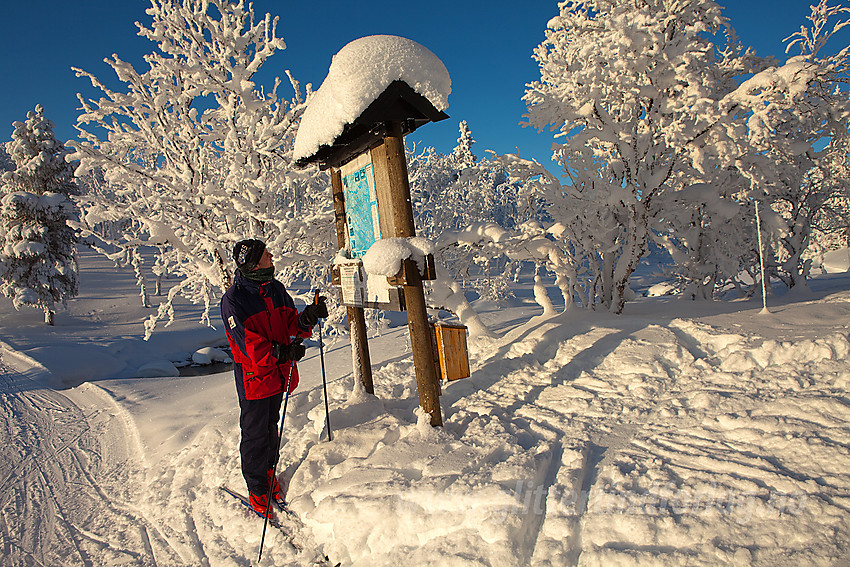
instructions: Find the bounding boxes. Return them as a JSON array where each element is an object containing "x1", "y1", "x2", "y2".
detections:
[{"x1": 341, "y1": 155, "x2": 381, "y2": 258}]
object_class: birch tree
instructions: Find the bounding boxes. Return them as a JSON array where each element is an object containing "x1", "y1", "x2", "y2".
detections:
[
  {"x1": 730, "y1": 0, "x2": 850, "y2": 291},
  {"x1": 68, "y1": 0, "x2": 331, "y2": 337},
  {"x1": 523, "y1": 0, "x2": 762, "y2": 311}
]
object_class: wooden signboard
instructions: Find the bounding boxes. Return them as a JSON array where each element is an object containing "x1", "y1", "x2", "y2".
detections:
[
  {"x1": 329, "y1": 128, "x2": 442, "y2": 425},
  {"x1": 301, "y1": 78, "x2": 449, "y2": 426}
]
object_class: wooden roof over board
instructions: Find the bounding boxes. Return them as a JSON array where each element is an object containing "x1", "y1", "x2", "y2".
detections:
[{"x1": 295, "y1": 80, "x2": 449, "y2": 170}]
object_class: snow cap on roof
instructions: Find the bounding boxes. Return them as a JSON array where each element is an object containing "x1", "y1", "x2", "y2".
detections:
[{"x1": 293, "y1": 35, "x2": 451, "y2": 162}]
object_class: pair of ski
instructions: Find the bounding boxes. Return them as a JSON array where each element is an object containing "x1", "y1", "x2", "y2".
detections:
[
  {"x1": 219, "y1": 484, "x2": 291, "y2": 529},
  {"x1": 219, "y1": 485, "x2": 339, "y2": 566}
]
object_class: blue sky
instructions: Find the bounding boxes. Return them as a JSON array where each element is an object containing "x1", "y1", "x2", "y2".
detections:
[{"x1": 0, "y1": 0, "x2": 838, "y2": 167}]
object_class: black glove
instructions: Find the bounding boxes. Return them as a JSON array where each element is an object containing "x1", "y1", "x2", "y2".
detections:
[
  {"x1": 272, "y1": 338, "x2": 305, "y2": 362},
  {"x1": 299, "y1": 296, "x2": 328, "y2": 328}
]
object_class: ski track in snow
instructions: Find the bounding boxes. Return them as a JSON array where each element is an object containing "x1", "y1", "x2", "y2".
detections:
[
  {"x1": 0, "y1": 352, "x2": 327, "y2": 567},
  {"x1": 500, "y1": 317, "x2": 850, "y2": 567},
  {"x1": 0, "y1": 355, "x2": 179, "y2": 566},
  {"x1": 2, "y1": 275, "x2": 850, "y2": 566},
  {"x1": 400, "y1": 302, "x2": 850, "y2": 567}
]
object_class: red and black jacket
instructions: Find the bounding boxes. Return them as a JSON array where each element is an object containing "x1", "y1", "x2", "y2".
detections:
[{"x1": 220, "y1": 270, "x2": 312, "y2": 400}]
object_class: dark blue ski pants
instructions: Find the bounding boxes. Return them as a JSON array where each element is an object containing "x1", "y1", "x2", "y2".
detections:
[{"x1": 238, "y1": 391, "x2": 283, "y2": 496}]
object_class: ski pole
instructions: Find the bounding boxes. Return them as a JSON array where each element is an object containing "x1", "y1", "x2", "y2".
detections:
[
  {"x1": 314, "y1": 290, "x2": 332, "y2": 442},
  {"x1": 257, "y1": 346, "x2": 299, "y2": 563}
]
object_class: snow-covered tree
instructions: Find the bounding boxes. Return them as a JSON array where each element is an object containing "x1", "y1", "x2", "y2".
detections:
[
  {"x1": 67, "y1": 0, "x2": 332, "y2": 338},
  {"x1": 408, "y1": 124, "x2": 538, "y2": 303},
  {"x1": 0, "y1": 105, "x2": 79, "y2": 325},
  {"x1": 518, "y1": 0, "x2": 850, "y2": 308},
  {"x1": 522, "y1": 0, "x2": 763, "y2": 312},
  {"x1": 451, "y1": 120, "x2": 476, "y2": 169},
  {"x1": 730, "y1": 0, "x2": 850, "y2": 291},
  {"x1": 0, "y1": 146, "x2": 12, "y2": 173}
]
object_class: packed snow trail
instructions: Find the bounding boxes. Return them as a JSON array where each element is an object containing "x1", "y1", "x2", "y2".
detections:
[
  {"x1": 0, "y1": 353, "x2": 180, "y2": 566},
  {"x1": 0, "y1": 347, "x2": 342, "y2": 567}
]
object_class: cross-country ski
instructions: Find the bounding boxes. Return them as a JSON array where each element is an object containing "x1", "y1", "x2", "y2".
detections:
[{"x1": 219, "y1": 484, "x2": 339, "y2": 566}]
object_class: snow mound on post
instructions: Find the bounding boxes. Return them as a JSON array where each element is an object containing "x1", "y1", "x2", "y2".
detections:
[
  {"x1": 293, "y1": 35, "x2": 451, "y2": 161},
  {"x1": 362, "y1": 237, "x2": 434, "y2": 277}
]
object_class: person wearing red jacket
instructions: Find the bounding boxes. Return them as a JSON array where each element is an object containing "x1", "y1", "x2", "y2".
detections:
[{"x1": 220, "y1": 239, "x2": 327, "y2": 517}]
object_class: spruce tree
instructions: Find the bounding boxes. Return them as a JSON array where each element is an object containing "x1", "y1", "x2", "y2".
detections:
[
  {"x1": 451, "y1": 120, "x2": 476, "y2": 169},
  {"x1": 0, "y1": 146, "x2": 12, "y2": 173},
  {"x1": 0, "y1": 105, "x2": 79, "y2": 325}
]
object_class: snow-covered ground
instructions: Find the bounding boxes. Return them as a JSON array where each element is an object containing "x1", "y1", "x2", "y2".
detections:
[{"x1": 2, "y1": 246, "x2": 850, "y2": 566}]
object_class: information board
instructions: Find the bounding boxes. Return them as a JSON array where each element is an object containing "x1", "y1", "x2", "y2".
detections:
[
  {"x1": 340, "y1": 152, "x2": 381, "y2": 258},
  {"x1": 339, "y1": 262, "x2": 366, "y2": 307}
]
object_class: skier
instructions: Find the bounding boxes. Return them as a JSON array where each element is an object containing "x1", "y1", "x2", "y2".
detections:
[{"x1": 220, "y1": 239, "x2": 328, "y2": 517}]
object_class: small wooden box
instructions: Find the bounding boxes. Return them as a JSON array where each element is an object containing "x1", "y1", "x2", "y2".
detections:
[{"x1": 431, "y1": 322, "x2": 470, "y2": 381}]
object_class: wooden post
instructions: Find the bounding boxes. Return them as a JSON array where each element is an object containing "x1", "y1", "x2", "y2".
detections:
[
  {"x1": 371, "y1": 123, "x2": 443, "y2": 426},
  {"x1": 331, "y1": 168, "x2": 375, "y2": 395}
]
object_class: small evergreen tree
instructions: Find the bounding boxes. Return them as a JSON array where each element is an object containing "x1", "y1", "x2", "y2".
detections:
[
  {"x1": 0, "y1": 105, "x2": 79, "y2": 325},
  {"x1": 0, "y1": 146, "x2": 12, "y2": 173},
  {"x1": 451, "y1": 120, "x2": 476, "y2": 169}
]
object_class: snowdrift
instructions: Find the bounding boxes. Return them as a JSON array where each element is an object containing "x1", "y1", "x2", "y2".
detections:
[{"x1": 2, "y1": 247, "x2": 850, "y2": 566}]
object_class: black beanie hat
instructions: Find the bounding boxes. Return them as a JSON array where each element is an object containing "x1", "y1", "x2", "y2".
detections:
[{"x1": 233, "y1": 239, "x2": 266, "y2": 272}]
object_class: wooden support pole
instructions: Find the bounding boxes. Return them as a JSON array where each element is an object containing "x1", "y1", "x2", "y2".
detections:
[
  {"x1": 331, "y1": 168, "x2": 374, "y2": 395},
  {"x1": 372, "y1": 123, "x2": 443, "y2": 426},
  {"x1": 401, "y1": 260, "x2": 443, "y2": 426},
  {"x1": 347, "y1": 304, "x2": 374, "y2": 394}
]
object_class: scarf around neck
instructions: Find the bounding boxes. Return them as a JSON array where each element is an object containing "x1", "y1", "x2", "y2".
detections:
[{"x1": 241, "y1": 266, "x2": 274, "y2": 283}]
